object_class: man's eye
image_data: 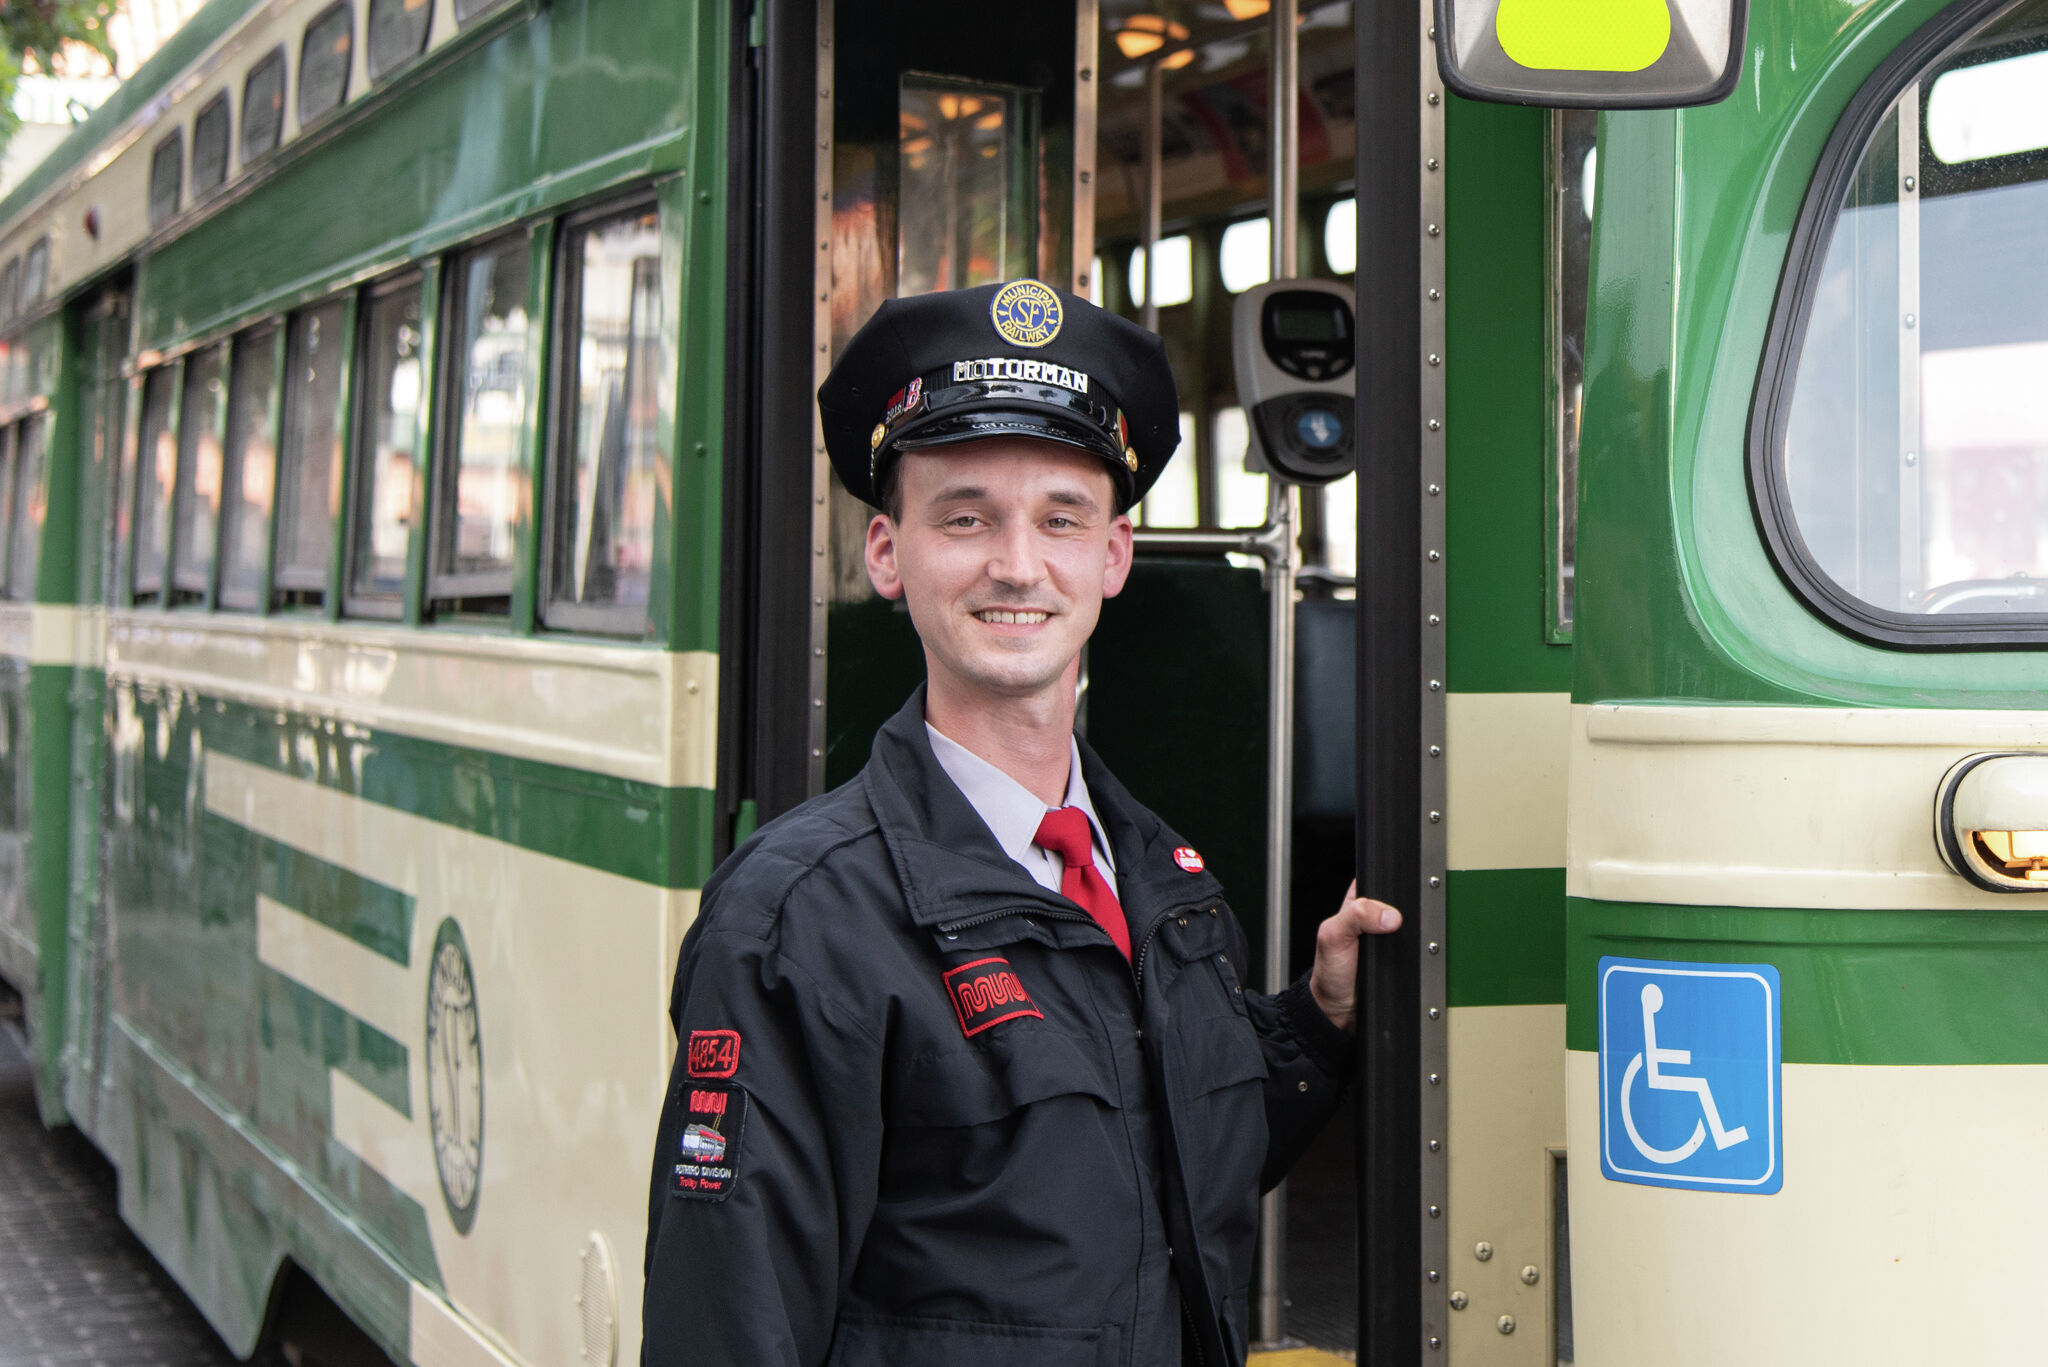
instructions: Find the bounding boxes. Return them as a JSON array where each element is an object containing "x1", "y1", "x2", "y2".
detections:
[{"x1": 1046, "y1": 516, "x2": 1074, "y2": 529}]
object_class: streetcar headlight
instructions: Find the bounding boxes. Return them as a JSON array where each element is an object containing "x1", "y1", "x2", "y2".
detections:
[{"x1": 1936, "y1": 753, "x2": 2048, "y2": 891}]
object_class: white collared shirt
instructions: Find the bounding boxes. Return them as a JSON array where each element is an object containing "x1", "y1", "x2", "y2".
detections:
[{"x1": 926, "y1": 724, "x2": 1119, "y2": 899}]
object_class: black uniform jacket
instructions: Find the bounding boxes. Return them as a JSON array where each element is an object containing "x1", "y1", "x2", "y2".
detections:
[{"x1": 642, "y1": 691, "x2": 1353, "y2": 1367}]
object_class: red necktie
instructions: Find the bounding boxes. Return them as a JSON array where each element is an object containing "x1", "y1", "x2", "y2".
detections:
[{"x1": 1033, "y1": 806, "x2": 1131, "y2": 961}]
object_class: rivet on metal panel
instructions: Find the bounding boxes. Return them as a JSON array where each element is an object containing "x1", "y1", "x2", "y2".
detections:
[
  {"x1": 1427, "y1": 353, "x2": 1441, "y2": 366},
  {"x1": 1903, "y1": 175, "x2": 1917, "y2": 192},
  {"x1": 1474, "y1": 1242, "x2": 1493, "y2": 1261},
  {"x1": 1521, "y1": 1265, "x2": 1541, "y2": 1286},
  {"x1": 1428, "y1": 1137, "x2": 1441, "y2": 1150},
  {"x1": 1427, "y1": 941, "x2": 1440, "y2": 954},
  {"x1": 1428, "y1": 745, "x2": 1441, "y2": 757},
  {"x1": 1427, "y1": 483, "x2": 1440, "y2": 496},
  {"x1": 1427, "y1": 1270, "x2": 1440, "y2": 1283},
  {"x1": 1428, "y1": 550, "x2": 1441, "y2": 562},
  {"x1": 1427, "y1": 1007, "x2": 1441, "y2": 1020},
  {"x1": 812, "y1": 748, "x2": 823, "y2": 759},
  {"x1": 1428, "y1": 875, "x2": 1441, "y2": 888},
  {"x1": 1448, "y1": 1291, "x2": 1468, "y2": 1310},
  {"x1": 1905, "y1": 451, "x2": 1918, "y2": 467},
  {"x1": 1429, "y1": 1338, "x2": 1441, "y2": 1350},
  {"x1": 1427, "y1": 416, "x2": 1440, "y2": 429},
  {"x1": 1427, "y1": 91, "x2": 1440, "y2": 105},
  {"x1": 1427, "y1": 289, "x2": 1440, "y2": 302},
  {"x1": 1426, "y1": 157, "x2": 1439, "y2": 171},
  {"x1": 1297, "y1": 1080, "x2": 1309, "y2": 1092},
  {"x1": 1498, "y1": 1316, "x2": 1516, "y2": 1335},
  {"x1": 1428, "y1": 1205, "x2": 1441, "y2": 1218},
  {"x1": 812, "y1": 698, "x2": 822, "y2": 708},
  {"x1": 1428, "y1": 1073, "x2": 1441, "y2": 1085},
  {"x1": 1427, "y1": 679, "x2": 1441, "y2": 692},
  {"x1": 1427, "y1": 614, "x2": 1440, "y2": 626}
]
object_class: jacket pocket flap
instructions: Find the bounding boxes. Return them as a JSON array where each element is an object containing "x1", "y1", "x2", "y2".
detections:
[
  {"x1": 888, "y1": 1028, "x2": 1120, "y2": 1127},
  {"x1": 1186, "y1": 1013, "x2": 1268, "y2": 1094},
  {"x1": 828, "y1": 1314, "x2": 1120, "y2": 1367}
]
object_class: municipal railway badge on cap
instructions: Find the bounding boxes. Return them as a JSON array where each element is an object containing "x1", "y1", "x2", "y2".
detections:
[{"x1": 990, "y1": 279, "x2": 1063, "y2": 348}]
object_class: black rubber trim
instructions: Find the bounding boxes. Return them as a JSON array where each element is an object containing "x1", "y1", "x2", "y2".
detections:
[
  {"x1": 1355, "y1": 0, "x2": 1424, "y2": 1359},
  {"x1": 1746, "y1": 0, "x2": 2045, "y2": 650}
]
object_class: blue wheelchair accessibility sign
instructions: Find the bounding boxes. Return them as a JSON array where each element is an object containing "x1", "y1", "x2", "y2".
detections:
[{"x1": 1598, "y1": 957, "x2": 1782, "y2": 1194}]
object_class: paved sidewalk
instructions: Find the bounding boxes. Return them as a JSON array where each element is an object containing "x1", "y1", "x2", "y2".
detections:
[{"x1": 0, "y1": 1017, "x2": 270, "y2": 1367}]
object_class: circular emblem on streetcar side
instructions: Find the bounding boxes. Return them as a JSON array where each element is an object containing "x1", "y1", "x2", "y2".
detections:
[
  {"x1": 990, "y1": 279, "x2": 1063, "y2": 348},
  {"x1": 425, "y1": 917, "x2": 484, "y2": 1234}
]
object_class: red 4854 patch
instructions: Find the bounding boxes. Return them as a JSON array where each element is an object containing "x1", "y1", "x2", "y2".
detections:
[{"x1": 687, "y1": 1029, "x2": 741, "y2": 1078}]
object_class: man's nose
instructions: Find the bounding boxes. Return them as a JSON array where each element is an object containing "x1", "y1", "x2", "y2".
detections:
[{"x1": 985, "y1": 520, "x2": 1047, "y2": 587}]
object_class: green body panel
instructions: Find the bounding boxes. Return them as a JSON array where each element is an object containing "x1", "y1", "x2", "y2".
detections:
[
  {"x1": 1574, "y1": 0, "x2": 2048, "y2": 710},
  {"x1": 1447, "y1": 868, "x2": 1567, "y2": 1008},
  {"x1": 109, "y1": 684, "x2": 716, "y2": 889},
  {"x1": 1567, "y1": 897, "x2": 2048, "y2": 1066},
  {"x1": 1444, "y1": 98, "x2": 1574, "y2": 699}
]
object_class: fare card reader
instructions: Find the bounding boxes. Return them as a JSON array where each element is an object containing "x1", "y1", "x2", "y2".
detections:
[{"x1": 1231, "y1": 279, "x2": 1357, "y2": 486}]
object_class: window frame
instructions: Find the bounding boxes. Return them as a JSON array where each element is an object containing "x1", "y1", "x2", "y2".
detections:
[
  {"x1": 217, "y1": 323, "x2": 284, "y2": 613},
  {"x1": 297, "y1": 1, "x2": 354, "y2": 128},
  {"x1": 0, "y1": 425, "x2": 17, "y2": 597},
  {"x1": 132, "y1": 364, "x2": 184, "y2": 603},
  {"x1": 20, "y1": 238, "x2": 48, "y2": 310},
  {"x1": 1749, "y1": 0, "x2": 2045, "y2": 648},
  {"x1": 241, "y1": 46, "x2": 288, "y2": 165},
  {"x1": 428, "y1": 228, "x2": 536, "y2": 609},
  {"x1": 539, "y1": 195, "x2": 665, "y2": 637},
  {"x1": 169, "y1": 343, "x2": 228, "y2": 604},
  {"x1": 272, "y1": 294, "x2": 353, "y2": 604},
  {"x1": 7, "y1": 415, "x2": 47, "y2": 602},
  {"x1": 190, "y1": 91, "x2": 233, "y2": 198},
  {"x1": 148, "y1": 129, "x2": 184, "y2": 228},
  {"x1": 341, "y1": 269, "x2": 428, "y2": 620},
  {"x1": 366, "y1": 0, "x2": 433, "y2": 80}
]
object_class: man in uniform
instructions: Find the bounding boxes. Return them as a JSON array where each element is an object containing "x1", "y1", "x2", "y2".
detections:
[{"x1": 641, "y1": 279, "x2": 1400, "y2": 1367}]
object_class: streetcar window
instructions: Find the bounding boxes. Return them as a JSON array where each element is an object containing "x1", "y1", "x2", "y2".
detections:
[
  {"x1": 298, "y1": 2, "x2": 353, "y2": 127},
  {"x1": 346, "y1": 276, "x2": 424, "y2": 615},
  {"x1": 133, "y1": 367, "x2": 180, "y2": 600},
  {"x1": 1219, "y1": 218, "x2": 1271, "y2": 295},
  {"x1": 432, "y1": 234, "x2": 530, "y2": 607},
  {"x1": 218, "y1": 327, "x2": 279, "y2": 612},
  {"x1": 1129, "y1": 234, "x2": 1193, "y2": 309},
  {"x1": 544, "y1": 203, "x2": 662, "y2": 632},
  {"x1": 242, "y1": 47, "x2": 287, "y2": 164},
  {"x1": 454, "y1": 0, "x2": 511, "y2": 22},
  {"x1": 1213, "y1": 405, "x2": 1269, "y2": 527},
  {"x1": 190, "y1": 93, "x2": 231, "y2": 198},
  {"x1": 9, "y1": 417, "x2": 47, "y2": 600},
  {"x1": 1550, "y1": 108, "x2": 1597, "y2": 638},
  {"x1": 171, "y1": 345, "x2": 226, "y2": 600},
  {"x1": 367, "y1": 0, "x2": 430, "y2": 80},
  {"x1": 898, "y1": 79, "x2": 1036, "y2": 295},
  {"x1": 1133, "y1": 410, "x2": 1199, "y2": 527},
  {"x1": 1324, "y1": 199, "x2": 1357, "y2": 275},
  {"x1": 274, "y1": 299, "x2": 347, "y2": 601},
  {"x1": 0, "y1": 259, "x2": 16, "y2": 326},
  {"x1": 20, "y1": 239, "x2": 48, "y2": 309},
  {"x1": 1770, "y1": 0, "x2": 2048, "y2": 629},
  {"x1": 0, "y1": 427, "x2": 16, "y2": 591},
  {"x1": 148, "y1": 130, "x2": 182, "y2": 228}
]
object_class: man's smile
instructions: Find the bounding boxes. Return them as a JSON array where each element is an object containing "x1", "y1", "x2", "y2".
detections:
[{"x1": 972, "y1": 609, "x2": 1052, "y2": 626}]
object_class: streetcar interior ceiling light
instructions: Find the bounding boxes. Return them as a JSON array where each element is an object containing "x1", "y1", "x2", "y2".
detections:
[
  {"x1": 1221, "y1": 0, "x2": 1269, "y2": 18},
  {"x1": 1324, "y1": 199, "x2": 1357, "y2": 275},
  {"x1": 1927, "y1": 50, "x2": 2048, "y2": 164},
  {"x1": 1113, "y1": 14, "x2": 1191, "y2": 59}
]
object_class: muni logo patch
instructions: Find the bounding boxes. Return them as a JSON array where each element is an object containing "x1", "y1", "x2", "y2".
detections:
[{"x1": 942, "y1": 956, "x2": 1044, "y2": 1037}]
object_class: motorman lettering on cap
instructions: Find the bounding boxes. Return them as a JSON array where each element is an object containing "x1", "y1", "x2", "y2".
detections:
[{"x1": 817, "y1": 278, "x2": 1183, "y2": 509}]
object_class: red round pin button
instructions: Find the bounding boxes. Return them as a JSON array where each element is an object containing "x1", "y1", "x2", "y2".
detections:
[{"x1": 1173, "y1": 847, "x2": 1204, "y2": 873}]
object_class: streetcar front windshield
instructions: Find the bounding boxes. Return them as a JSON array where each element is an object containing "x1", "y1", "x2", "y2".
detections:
[{"x1": 1781, "y1": 0, "x2": 2048, "y2": 619}]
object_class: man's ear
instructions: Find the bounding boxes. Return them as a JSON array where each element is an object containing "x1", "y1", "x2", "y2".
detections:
[
  {"x1": 865, "y1": 513, "x2": 905, "y2": 600},
  {"x1": 1101, "y1": 512, "x2": 1135, "y2": 599}
]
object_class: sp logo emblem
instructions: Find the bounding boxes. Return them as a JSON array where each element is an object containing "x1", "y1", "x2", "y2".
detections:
[{"x1": 990, "y1": 279, "x2": 1062, "y2": 348}]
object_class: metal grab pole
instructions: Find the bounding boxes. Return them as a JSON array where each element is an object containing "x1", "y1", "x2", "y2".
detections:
[
  {"x1": 1256, "y1": 0, "x2": 1301, "y2": 1349},
  {"x1": 1141, "y1": 60, "x2": 1163, "y2": 333}
]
